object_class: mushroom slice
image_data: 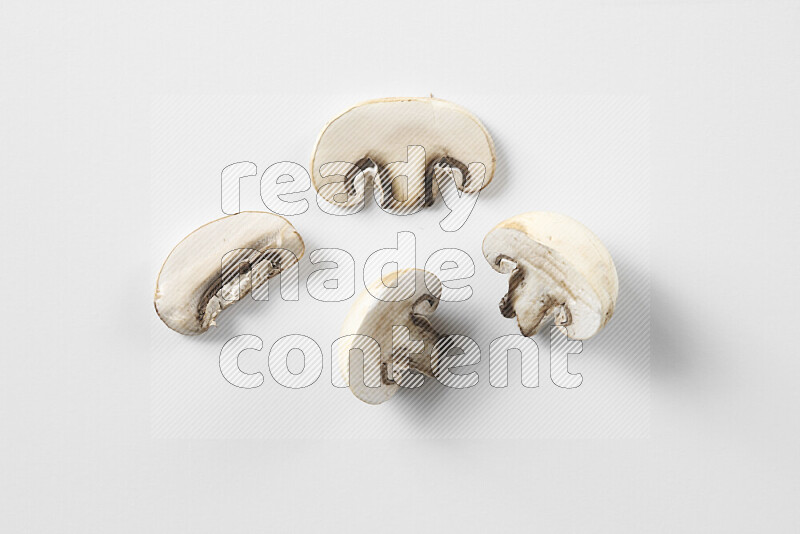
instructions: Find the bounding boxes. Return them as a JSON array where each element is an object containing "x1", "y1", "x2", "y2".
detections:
[
  {"x1": 154, "y1": 211, "x2": 305, "y2": 335},
  {"x1": 311, "y1": 97, "x2": 496, "y2": 210},
  {"x1": 337, "y1": 269, "x2": 444, "y2": 404},
  {"x1": 482, "y1": 212, "x2": 619, "y2": 340}
]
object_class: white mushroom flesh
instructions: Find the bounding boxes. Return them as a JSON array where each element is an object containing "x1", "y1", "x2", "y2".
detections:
[
  {"x1": 311, "y1": 97, "x2": 496, "y2": 210},
  {"x1": 337, "y1": 269, "x2": 443, "y2": 404},
  {"x1": 482, "y1": 212, "x2": 618, "y2": 340},
  {"x1": 154, "y1": 212, "x2": 305, "y2": 335}
]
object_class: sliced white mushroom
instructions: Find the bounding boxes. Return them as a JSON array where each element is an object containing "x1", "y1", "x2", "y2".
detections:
[
  {"x1": 311, "y1": 97, "x2": 496, "y2": 211},
  {"x1": 337, "y1": 269, "x2": 444, "y2": 404},
  {"x1": 482, "y1": 212, "x2": 619, "y2": 340},
  {"x1": 154, "y1": 212, "x2": 305, "y2": 335}
]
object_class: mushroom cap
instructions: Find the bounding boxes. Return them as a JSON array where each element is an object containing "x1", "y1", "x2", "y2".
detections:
[
  {"x1": 482, "y1": 212, "x2": 618, "y2": 340},
  {"x1": 337, "y1": 268, "x2": 442, "y2": 405},
  {"x1": 310, "y1": 97, "x2": 496, "y2": 208},
  {"x1": 154, "y1": 212, "x2": 305, "y2": 335}
]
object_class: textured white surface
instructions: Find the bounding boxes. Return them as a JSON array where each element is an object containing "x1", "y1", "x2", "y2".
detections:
[
  {"x1": 151, "y1": 93, "x2": 650, "y2": 438},
  {"x1": 2, "y1": 0, "x2": 799, "y2": 532}
]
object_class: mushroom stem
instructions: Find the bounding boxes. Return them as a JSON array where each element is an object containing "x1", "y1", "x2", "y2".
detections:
[
  {"x1": 374, "y1": 165, "x2": 394, "y2": 210},
  {"x1": 380, "y1": 361, "x2": 396, "y2": 385},
  {"x1": 519, "y1": 295, "x2": 560, "y2": 337},
  {"x1": 516, "y1": 289, "x2": 574, "y2": 337},
  {"x1": 496, "y1": 255, "x2": 521, "y2": 318},
  {"x1": 494, "y1": 254, "x2": 573, "y2": 336},
  {"x1": 425, "y1": 156, "x2": 470, "y2": 207},
  {"x1": 345, "y1": 157, "x2": 379, "y2": 196},
  {"x1": 353, "y1": 154, "x2": 473, "y2": 212},
  {"x1": 408, "y1": 311, "x2": 444, "y2": 377},
  {"x1": 380, "y1": 295, "x2": 444, "y2": 384},
  {"x1": 556, "y1": 305, "x2": 572, "y2": 327}
]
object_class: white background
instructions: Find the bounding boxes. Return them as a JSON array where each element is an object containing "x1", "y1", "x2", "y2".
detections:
[
  {"x1": 2, "y1": 0, "x2": 799, "y2": 532},
  {"x1": 151, "y1": 94, "x2": 650, "y2": 439}
]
